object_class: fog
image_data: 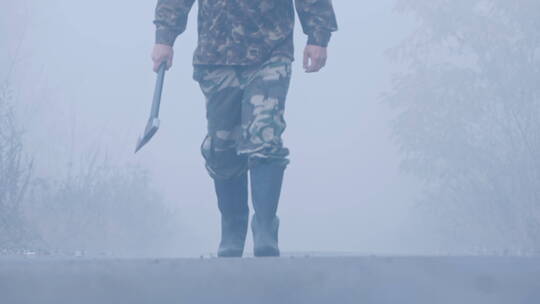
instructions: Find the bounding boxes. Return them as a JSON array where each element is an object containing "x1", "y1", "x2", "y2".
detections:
[{"x1": 1, "y1": 0, "x2": 538, "y2": 258}]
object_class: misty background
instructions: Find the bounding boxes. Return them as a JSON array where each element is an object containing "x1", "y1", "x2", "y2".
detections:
[{"x1": 1, "y1": 0, "x2": 537, "y2": 257}]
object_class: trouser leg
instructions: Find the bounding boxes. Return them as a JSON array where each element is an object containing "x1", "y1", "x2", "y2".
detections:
[
  {"x1": 195, "y1": 66, "x2": 247, "y2": 180},
  {"x1": 194, "y1": 65, "x2": 249, "y2": 257},
  {"x1": 238, "y1": 56, "x2": 293, "y2": 257}
]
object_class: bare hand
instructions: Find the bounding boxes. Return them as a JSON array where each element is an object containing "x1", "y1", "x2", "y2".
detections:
[
  {"x1": 303, "y1": 45, "x2": 328, "y2": 73},
  {"x1": 152, "y1": 44, "x2": 174, "y2": 72}
]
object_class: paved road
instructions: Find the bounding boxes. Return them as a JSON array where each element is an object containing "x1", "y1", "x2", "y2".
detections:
[{"x1": 1, "y1": 256, "x2": 539, "y2": 304}]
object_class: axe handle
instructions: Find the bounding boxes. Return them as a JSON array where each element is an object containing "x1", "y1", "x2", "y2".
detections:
[{"x1": 150, "y1": 62, "x2": 167, "y2": 119}]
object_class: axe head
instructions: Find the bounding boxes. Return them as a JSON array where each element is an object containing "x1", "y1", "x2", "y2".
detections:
[{"x1": 135, "y1": 117, "x2": 160, "y2": 153}]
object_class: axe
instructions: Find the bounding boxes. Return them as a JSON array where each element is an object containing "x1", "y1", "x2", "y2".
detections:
[{"x1": 135, "y1": 62, "x2": 167, "y2": 153}]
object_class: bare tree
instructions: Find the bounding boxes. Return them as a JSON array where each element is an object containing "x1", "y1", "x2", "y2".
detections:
[
  {"x1": 0, "y1": 83, "x2": 35, "y2": 250},
  {"x1": 26, "y1": 152, "x2": 179, "y2": 257}
]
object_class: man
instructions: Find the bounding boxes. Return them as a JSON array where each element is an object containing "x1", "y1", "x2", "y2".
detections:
[{"x1": 152, "y1": 0, "x2": 337, "y2": 257}]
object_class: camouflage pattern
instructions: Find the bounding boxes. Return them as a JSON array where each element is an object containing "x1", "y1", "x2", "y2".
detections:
[
  {"x1": 154, "y1": 0, "x2": 338, "y2": 65},
  {"x1": 193, "y1": 55, "x2": 292, "y2": 179}
]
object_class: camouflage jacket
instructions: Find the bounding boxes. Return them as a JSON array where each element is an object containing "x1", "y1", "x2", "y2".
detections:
[{"x1": 154, "y1": 0, "x2": 338, "y2": 65}]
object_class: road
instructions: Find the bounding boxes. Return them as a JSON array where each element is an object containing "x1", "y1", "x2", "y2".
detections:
[{"x1": 1, "y1": 256, "x2": 539, "y2": 304}]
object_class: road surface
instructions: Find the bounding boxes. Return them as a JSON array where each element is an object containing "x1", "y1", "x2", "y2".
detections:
[{"x1": 1, "y1": 256, "x2": 539, "y2": 304}]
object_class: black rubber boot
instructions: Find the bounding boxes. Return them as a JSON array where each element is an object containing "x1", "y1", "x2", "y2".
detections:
[
  {"x1": 214, "y1": 173, "x2": 249, "y2": 258},
  {"x1": 250, "y1": 161, "x2": 285, "y2": 257}
]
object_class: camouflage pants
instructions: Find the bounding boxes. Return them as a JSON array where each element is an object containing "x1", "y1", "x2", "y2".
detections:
[{"x1": 193, "y1": 56, "x2": 292, "y2": 180}]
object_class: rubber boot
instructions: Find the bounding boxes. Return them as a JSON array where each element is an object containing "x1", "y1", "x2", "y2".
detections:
[
  {"x1": 214, "y1": 173, "x2": 249, "y2": 257},
  {"x1": 250, "y1": 161, "x2": 285, "y2": 257}
]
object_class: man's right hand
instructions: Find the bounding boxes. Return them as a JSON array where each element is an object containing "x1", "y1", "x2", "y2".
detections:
[{"x1": 152, "y1": 44, "x2": 174, "y2": 72}]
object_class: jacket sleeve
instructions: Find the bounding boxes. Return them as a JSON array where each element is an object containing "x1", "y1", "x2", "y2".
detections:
[
  {"x1": 154, "y1": 0, "x2": 195, "y2": 46},
  {"x1": 295, "y1": 0, "x2": 338, "y2": 47}
]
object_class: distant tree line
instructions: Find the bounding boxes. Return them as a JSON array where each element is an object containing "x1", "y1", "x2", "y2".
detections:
[
  {"x1": 386, "y1": 0, "x2": 540, "y2": 255},
  {"x1": 0, "y1": 83, "x2": 178, "y2": 256}
]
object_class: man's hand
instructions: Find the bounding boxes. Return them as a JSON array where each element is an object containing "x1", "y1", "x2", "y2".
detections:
[
  {"x1": 303, "y1": 45, "x2": 328, "y2": 73},
  {"x1": 152, "y1": 44, "x2": 174, "y2": 72}
]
